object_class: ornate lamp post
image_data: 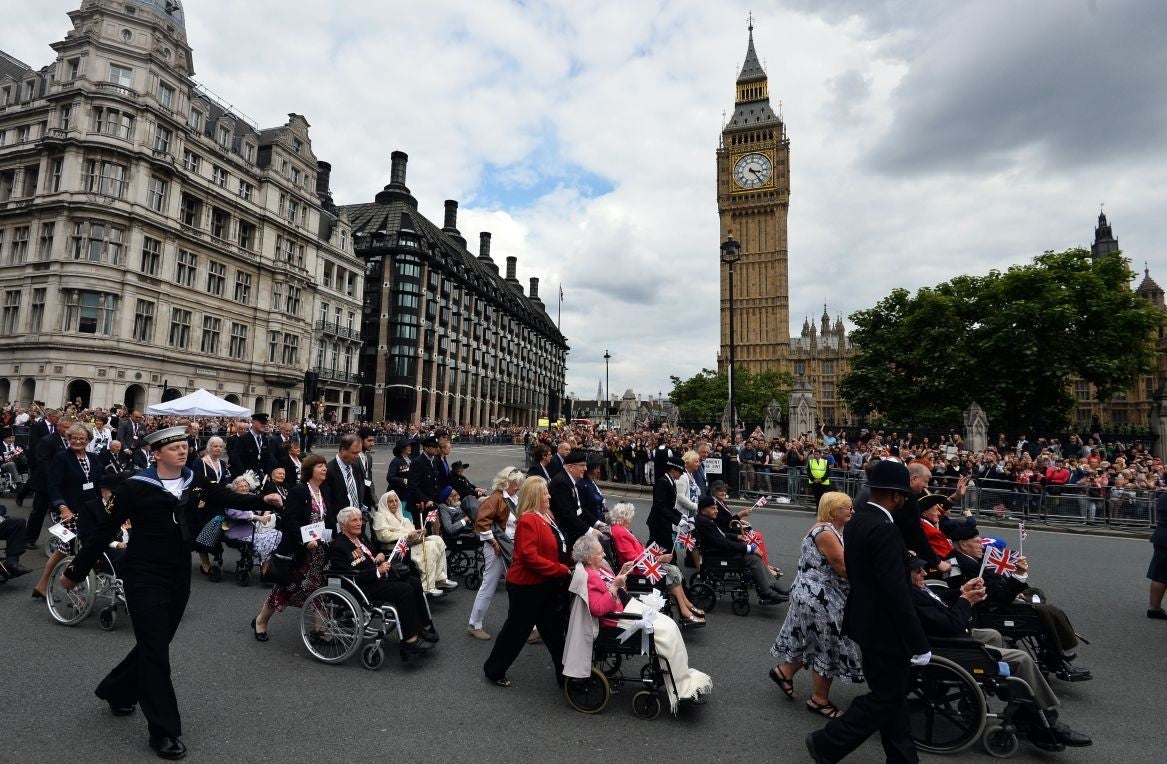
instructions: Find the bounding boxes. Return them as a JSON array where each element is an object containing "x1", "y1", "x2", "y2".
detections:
[
  {"x1": 720, "y1": 232, "x2": 741, "y2": 431},
  {"x1": 603, "y1": 349, "x2": 611, "y2": 403}
]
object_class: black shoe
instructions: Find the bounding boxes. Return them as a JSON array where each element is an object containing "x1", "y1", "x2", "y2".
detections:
[
  {"x1": 421, "y1": 625, "x2": 440, "y2": 643},
  {"x1": 108, "y1": 700, "x2": 136, "y2": 716},
  {"x1": 1055, "y1": 664, "x2": 1092, "y2": 682},
  {"x1": 251, "y1": 618, "x2": 269, "y2": 642},
  {"x1": 771, "y1": 584, "x2": 790, "y2": 596},
  {"x1": 1148, "y1": 608, "x2": 1167, "y2": 620},
  {"x1": 3, "y1": 561, "x2": 30, "y2": 578},
  {"x1": 757, "y1": 597, "x2": 781, "y2": 606},
  {"x1": 1051, "y1": 722, "x2": 1092, "y2": 747},
  {"x1": 805, "y1": 732, "x2": 832, "y2": 764},
  {"x1": 14, "y1": 494, "x2": 25, "y2": 507},
  {"x1": 1027, "y1": 728, "x2": 1064, "y2": 753},
  {"x1": 148, "y1": 735, "x2": 187, "y2": 760},
  {"x1": 401, "y1": 639, "x2": 434, "y2": 656}
]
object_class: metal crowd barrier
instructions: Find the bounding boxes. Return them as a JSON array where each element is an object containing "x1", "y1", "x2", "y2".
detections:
[{"x1": 310, "y1": 433, "x2": 520, "y2": 449}]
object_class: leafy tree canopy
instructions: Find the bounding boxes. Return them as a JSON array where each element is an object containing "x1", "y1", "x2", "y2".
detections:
[
  {"x1": 669, "y1": 366, "x2": 794, "y2": 424},
  {"x1": 839, "y1": 249, "x2": 1165, "y2": 433}
]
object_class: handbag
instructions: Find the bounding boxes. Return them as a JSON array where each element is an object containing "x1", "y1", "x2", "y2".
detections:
[
  {"x1": 491, "y1": 523, "x2": 514, "y2": 565},
  {"x1": 260, "y1": 551, "x2": 295, "y2": 585},
  {"x1": 194, "y1": 515, "x2": 224, "y2": 551}
]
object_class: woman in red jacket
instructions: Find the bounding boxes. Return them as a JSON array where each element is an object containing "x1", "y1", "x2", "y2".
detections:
[{"x1": 483, "y1": 475, "x2": 570, "y2": 688}]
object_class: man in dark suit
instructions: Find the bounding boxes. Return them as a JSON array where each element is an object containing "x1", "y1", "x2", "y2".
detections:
[
  {"x1": 185, "y1": 422, "x2": 203, "y2": 469},
  {"x1": 115, "y1": 409, "x2": 146, "y2": 452},
  {"x1": 356, "y1": 426, "x2": 378, "y2": 500},
  {"x1": 808, "y1": 460, "x2": 930, "y2": 764},
  {"x1": 646, "y1": 455, "x2": 684, "y2": 550},
  {"x1": 236, "y1": 413, "x2": 273, "y2": 477},
  {"x1": 652, "y1": 437, "x2": 673, "y2": 486},
  {"x1": 323, "y1": 433, "x2": 373, "y2": 528},
  {"x1": 16, "y1": 407, "x2": 53, "y2": 504},
  {"x1": 23, "y1": 413, "x2": 69, "y2": 548},
  {"x1": 548, "y1": 449, "x2": 606, "y2": 549},
  {"x1": 527, "y1": 443, "x2": 552, "y2": 482},
  {"x1": 267, "y1": 422, "x2": 297, "y2": 464},
  {"x1": 546, "y1": 440, "x2": 571, "y2": 479},
  {"x1": 693, "y1": 494, "x2": 785, "y2": 603},
  {"x1": 408, "y1": 437, "x2": 442, "y2": 530}
]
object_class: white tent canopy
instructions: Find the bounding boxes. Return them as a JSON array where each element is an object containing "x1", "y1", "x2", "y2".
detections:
[{"x1": 145, "y1": 388, "x2": 252, "y2": 418}]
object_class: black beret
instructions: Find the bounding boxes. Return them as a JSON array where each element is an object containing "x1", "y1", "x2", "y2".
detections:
[
  {"x1": 948, "y1": 524, "x2": 979, "y2": 542},
  {"x1": 564, "y1": 449, "x2": 588, "y2": 465},
  {"x1": 698, "y1": 495, "x2": 716, "y2": 509}
]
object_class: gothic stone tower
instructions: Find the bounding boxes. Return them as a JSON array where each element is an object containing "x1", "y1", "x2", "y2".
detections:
[{"x1": 717, "y1": 23, "x2": 791, "y2": 376}]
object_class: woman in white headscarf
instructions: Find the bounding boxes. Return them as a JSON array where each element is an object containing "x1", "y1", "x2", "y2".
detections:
[{"x1": 371, "y1": 490, "x2": 456, "y2": 597}]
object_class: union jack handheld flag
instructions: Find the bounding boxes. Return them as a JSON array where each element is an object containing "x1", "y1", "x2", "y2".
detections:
[
  {"x1": 985, "y1": 545, "x2": 1020, "y2": 576},
  {"x1": 744, "y1": 528, "x2": 762, "y2": 546},
  {"x1": 637, "y1": 555, "x2": 665, "y2": 584},
  {"x1": 1018, "y1": 522, "x2": 1027, "y2": 541},
  {"x1": 645, "y1": 542, "x2": 666, "y2": 560},
  {"x1": 755, "y1": 496, "x2": 770, "y2": 507},
  {"x1": 675, "y1": 531, "x2": 695, "y2": 551},
  {"x1": 389, "y1": 536, "x2": 409, "y2": 563},
  {"x1": 425, "y1": 509, "x2": 439, "y2": 525}
]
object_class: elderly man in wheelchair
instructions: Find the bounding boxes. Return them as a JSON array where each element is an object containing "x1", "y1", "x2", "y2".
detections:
[
  {"x1": 909, "y1": 555, "x2": 1091, "y2": 754},
  {"x1": 945, "y1": 524, "x2": 1089, "y2": 682}
]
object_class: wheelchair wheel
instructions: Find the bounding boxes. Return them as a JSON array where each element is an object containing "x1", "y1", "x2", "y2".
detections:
[
  {"x1": 731, "y1": 598, "x2": 751, "y2": 617},
  {"x1": 632, "y1": 690, "x2": 662, "y2": 720},
  {"x1": 361, "y1": 643, "x2": 385, "y2": 671},
  {"x1": 981, "y1": 723, "x2": 1020, "y2": 758},
  {"x1": 236, "y1": 568, "x2": 251, "y2": 587},
  {"x1": 464, "y1": 571, "x2": 482, "y2": 590},
  {"x1": 564, "y1": 668, "x2": 610, "y2": 714},
  {"x1": 46, "y1": 557, "x2": 94, "y2": 626},
  {"x1": 688, "y1": 582, "x2": 716, "y2": 614},
  {"x1": 301, "y1": 586, "x2": 364, "y2": 665},
  {"x1": 907, "y1": 655, "x2": 987, "y2": 754},
  {"x1": 596, "y1": 651, "x2": 623, "y2": 678},
  {"x1": 98, "y1": 605, "x2": 118, "y2": 631},
  {"x1": 207, "y1": 564, "x2": 222, "y2": 583}
]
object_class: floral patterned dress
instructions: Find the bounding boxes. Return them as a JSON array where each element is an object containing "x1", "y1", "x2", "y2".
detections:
[
  {"x1": 264, "y1": 493, "x2": 326, "y2": 612},
  {"x1": 769, "y1": 524, "x2": 863, "y2": 682}
]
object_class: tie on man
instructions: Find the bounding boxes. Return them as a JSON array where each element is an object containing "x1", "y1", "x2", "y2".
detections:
[{"x1": 343, "y1": 462, "x2": 360, "y2": 508}]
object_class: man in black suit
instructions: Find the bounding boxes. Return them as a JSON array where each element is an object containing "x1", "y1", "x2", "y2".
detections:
[
  {"x1": 408, "y1": 437, "x2": 442, "y2": 530},
  {"x1": 16, "y1": 407, "x2": 53, "y2": 504},
  {"x1": 184, "y1": 422, "x2": 203, "y2": 469},
  {"x1": 267, "y1": 422, "x2": 297, "y2": 463},
  {"x1": 236, "y1": 413, "x2": 273, "y2": 477},
  {"x1": 549, "y1": 449, "x2": 606, "y2": 549},
  {"x1": 323, "y1": 433, "x2": 373, "y2": 528},
  {"x1": 356, "y1": 426, "x2": 378, "y2": 500},
  {"x1": 693, "y1": 494, "x2": 785, "y2": 603},
  {"x1": 23, "y1": 413, "x2": 69, "y2": 548},
  {"x1": 652, "y1": 436, "x2": 674, "y2": 486},
  {"x1": 546, "y1": 440, "x2": 571, "y2": 479},
  {"x1": 115, "y1": 409, "x2": 146, "y2": 453},
  {"x1": 808, "y1": 460, "x2": 930, "y2": 764},
  {"x1": 646, "y1": 455, "x2": 684, "y2": 550},
  {"x1": 527, "y1": 443, "x2": 552, "y2": 482}
]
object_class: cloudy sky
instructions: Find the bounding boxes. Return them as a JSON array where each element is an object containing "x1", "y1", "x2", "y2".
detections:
[{"x1": 8, "y1": 0, "x2": 1166, "y2": 402}]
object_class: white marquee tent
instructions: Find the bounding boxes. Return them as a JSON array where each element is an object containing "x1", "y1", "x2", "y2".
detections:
[{"x1": 145, "y1": 388, "x2": 252, "y2": 418}]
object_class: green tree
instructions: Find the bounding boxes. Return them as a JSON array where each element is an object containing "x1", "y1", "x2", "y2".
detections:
[
  {"x1": 669, "y1": 366, "x2": 793, "y2": 423},
  {"x1": 840, "y1": 249, "x2": 1165, "y2": 432}
]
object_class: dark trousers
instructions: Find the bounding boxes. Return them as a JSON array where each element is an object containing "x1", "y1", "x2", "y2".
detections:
[
  {"x1": 97, "y1": 563, "x2": 191, "y2": 739},
  {"x1": 811, "y1": 482, "x2": 830, "y2": 509},
  {"x1": 483, "y1": 581, "x2": 567, "y2": 682},
  {"x1": 1, "y1": 515, "x2": 27, "y2": 565},
  {"x1": 24, "y1": 489, "x2": 50, "y2": 546},
  {"x1": 1035, "y1": 602, "x2": 1078, "y2": 651},
  {"x1": 364, "y1": 575, "x2": 428, "y2": 639},
  {"x1": 812, "y1": 647, "x2": 918, "y2": 763}
]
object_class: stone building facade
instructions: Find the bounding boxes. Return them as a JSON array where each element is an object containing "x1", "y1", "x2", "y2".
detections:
[
  {"x1": 341, "y1": 152, "x2": 568, "y2": 427},
  {"x1": 0, "y1": 0, "x2": 362, "y2": 419}
]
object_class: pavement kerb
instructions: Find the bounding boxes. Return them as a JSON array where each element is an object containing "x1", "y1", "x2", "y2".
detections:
[{"x1": 593, "y1": 480, "x2": 1153, "y2": 541}]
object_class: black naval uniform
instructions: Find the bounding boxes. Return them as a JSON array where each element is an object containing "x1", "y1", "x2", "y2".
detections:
[{"x1": 63, "y1": 466, "x2": 272, "y2": 742}]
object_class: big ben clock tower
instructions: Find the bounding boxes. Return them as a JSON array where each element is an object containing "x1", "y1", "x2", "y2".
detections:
[{"x1": 717, "y1": 22, "x2": 791, "y2": 376}]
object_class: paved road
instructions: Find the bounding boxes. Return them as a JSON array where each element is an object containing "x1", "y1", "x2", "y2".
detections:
[{"x1": 2, "y1": 445, "x2": 1163, "y2": 763}]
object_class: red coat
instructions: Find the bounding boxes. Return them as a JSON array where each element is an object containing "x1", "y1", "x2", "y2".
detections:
[
  {"x1": 507, "y1": 512, "x2": 570, "y2": 586},
  {"x1": 920, "y1": 519, "x2": 953, "y2": 559}
]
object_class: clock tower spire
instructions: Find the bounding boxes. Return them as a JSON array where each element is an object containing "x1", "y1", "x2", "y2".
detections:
[{"x1": 717, "y1": 21, "x2": 791, "y2": 378}]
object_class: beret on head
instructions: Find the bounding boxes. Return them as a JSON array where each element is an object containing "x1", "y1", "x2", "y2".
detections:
[
  {"x1": 564, "y1": 449, "x2": 588, "y2": 465},
  {"x1": 698, "y1": 494, "x2": 716, "y2": 510},
  {"x1": 948, "y1": 524, "x2": 979, "y2": 542}
]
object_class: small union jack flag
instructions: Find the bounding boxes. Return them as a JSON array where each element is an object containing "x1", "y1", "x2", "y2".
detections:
[
  {"x1": 675, "y1": 531, "x2": 695, "y2": 551},
  {"x1": 1018, "y1": 522, "x2": 1027, "y2": 541},
  {"x1": 756, "y1": 496, "x2": 770, "y2": 507},
  {"x1": 744, "y1": 528, "x2": 762, "y2": 546},
  {"x1": 645, "y1": 542, "x2": 666, "y2": 560},
  {"x1": 985, "y1": 546, "x2": 1019, "y2": 576},
  {"x1": 425, "y1": 509, "x2": 438, "y2": 524},
  {"x1": 637, "y1": 555, "x2": 664, "y2": 584},
  {"x1": 390, "y1": 536, "x2": 409, "y2": 562}
]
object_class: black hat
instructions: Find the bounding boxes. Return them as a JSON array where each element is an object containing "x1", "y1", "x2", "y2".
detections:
[
  {"x1": 866, "y1": 460, "x2": 912, "y2": 494},
  {"x1": 918, "y1": 494, "x2": 949, "y2": 514},
  {"x1": 948, "y1": 524, "x2": 979, "y2": 542},
  {"x1": 665, "y1": 456, "x2": 686, "y2": 472},
  {"x1": 709, "y1": 480, "x2": 729, "y2": 492},
  {"x1": 251, "y1": 412, "x2": 269, "y2": 424},
  {"x1": 392, "y1": 439, "x2": 412, "y2": 456},
  {"x1": 908, "y1": 555, "x2": 929, "y2": 571},
  {"x1": 564, "y1": 449, "x2": 588, "y2": 465},
  {"x1": 0, "y1": 428, "x2": 12, "y2": 439},
  {"x1": 421, "y1": 436, "x2": 440, "y2": 448},
  {"x1": 698, "y1": 494, "x2": 716, "y2": 510},
  {"x1": 451, "y1": 460, "x2": 469, "y2": 470}
]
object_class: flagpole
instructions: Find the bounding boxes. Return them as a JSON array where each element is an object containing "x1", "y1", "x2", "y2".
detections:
[
  {"x1": 978, "y1": 547, "x2": 991, "y2": 579},
  {"x1": 557, "y1": 283, "x2": 562, "y2": 329},
  {"x1": 1018, "y1": 524, "x2": 1024, "y2": 558}
]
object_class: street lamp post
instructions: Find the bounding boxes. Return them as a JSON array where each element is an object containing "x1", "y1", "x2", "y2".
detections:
[
  {"x1": 720, "y1": 232, "x2": 741, "y2": 433},
  {"x1": 603, "y1": 349, "x2": 611, "y2": 403}
]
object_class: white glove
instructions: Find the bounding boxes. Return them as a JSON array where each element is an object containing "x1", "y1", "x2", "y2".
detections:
[{"x1": 910, "y1": 652, "x2": 932, "y2": 666}]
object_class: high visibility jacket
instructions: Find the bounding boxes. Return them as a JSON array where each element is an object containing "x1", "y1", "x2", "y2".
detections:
[{"x1": 808, "y1": 458, "x2": 830, "y2": 484}]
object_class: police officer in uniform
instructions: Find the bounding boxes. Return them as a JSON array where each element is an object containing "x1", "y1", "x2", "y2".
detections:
[
  {"x1": 60, "y1": 426, "x2": 283, "y2": 760},
  {"x1": 807, "y1": 447, "x2": 831, "y2": 508}
]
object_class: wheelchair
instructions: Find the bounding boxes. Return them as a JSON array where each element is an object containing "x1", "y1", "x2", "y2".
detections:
[
  {"x1": 44, "y1": 551, "x2": 126, "y2": 630},
  {"x1": 299, "y1": 570, "x2": 430, "y2": 670},
  {"x1": 908, "y1": 636, "x2": 1063, "y2": 758},
  {"x1": 444, "y1": 531, "x2": 484, "y2": 590},
  {"x1": 564, "y1": 611, "x2": 696, "y2": 720},
  {"x1": 685, "y1": 554, "x2": 753, "y2": 616}
]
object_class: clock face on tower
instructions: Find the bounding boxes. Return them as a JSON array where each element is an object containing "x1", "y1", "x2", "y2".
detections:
[{"x1": 733, "y1": 152, "x2": 773, "y2": 189}]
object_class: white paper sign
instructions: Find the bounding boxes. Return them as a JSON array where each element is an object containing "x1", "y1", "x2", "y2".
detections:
[
  {"x1": 704, "y1": 458, "x2": 724, "y2": 475},
  {"x1": 300, "y1": 521, "x2": 325, "y2": 543},
  {"x1": 49, "y1": 522, "x2": 77, "y2": 542}
]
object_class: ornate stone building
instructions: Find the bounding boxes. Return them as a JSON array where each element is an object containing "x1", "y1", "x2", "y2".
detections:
[
  {"x1": 716, "y1": 24, "x2": 854, "y2": 425},
  {"x1": 0, "y1": 0, "x2": 362, "y2": 419},
  {"x1": 341, "y1": 152, "x2": 568, "y2": 427}
]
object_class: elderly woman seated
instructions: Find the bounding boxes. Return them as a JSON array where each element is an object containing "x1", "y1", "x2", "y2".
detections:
[
  {"x1": 222, "y1": 476, "x2": 275, "y2": 544},
  {"x1": 371, "y1": 490, "x2": 458, "y2": 598},
  {"x1": 609, "y1": 502, "x2": 706, "y2": 627},
  {"x1": 329, "y1": 507, "x2": 438, "y2": 657},
  {"x1": 563, "y1": 534, "x2": 712, "y2": 713}
]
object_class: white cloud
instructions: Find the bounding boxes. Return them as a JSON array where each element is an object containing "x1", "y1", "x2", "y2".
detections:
[{"x1": 8, "y1": 0, "x2": 1164, "y2": 403}]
